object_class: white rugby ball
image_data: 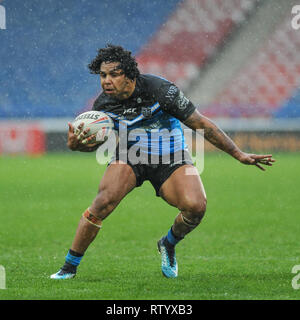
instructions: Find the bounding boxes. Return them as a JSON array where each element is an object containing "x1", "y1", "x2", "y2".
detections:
[{"x1": 72, "y1": 111, "x2": 114, "y2": 142}]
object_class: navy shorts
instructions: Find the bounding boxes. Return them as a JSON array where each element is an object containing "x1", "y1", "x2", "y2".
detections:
[{"x1": 109, "y1": 149, "x2": 194, "y2": 196}]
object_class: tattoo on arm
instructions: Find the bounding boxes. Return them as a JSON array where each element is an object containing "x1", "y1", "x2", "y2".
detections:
[
  {"x1": 204, "y1": 126, "x2": 237, "y2": 155},
  {"x1": 183, "y1": 110, "x2": 242, "y2": 158},
  {"x1": 183, "y1": 110, "x2": 203, "y2": 129}
]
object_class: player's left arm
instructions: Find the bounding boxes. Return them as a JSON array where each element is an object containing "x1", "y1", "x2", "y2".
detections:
[
  {"x1": 159, "y1": 82, "x2": 275, "y2": 170},
  {"x1": 183, "y1": 109, "x2": 275, "y2": 171}
]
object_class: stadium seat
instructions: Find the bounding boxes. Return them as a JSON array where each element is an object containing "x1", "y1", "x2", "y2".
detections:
[
  {"x1": 202, "y1": 13, "x2": 300, "y2": 118},
  {"x1": 136, "y1": 0, "x2": 258, "y2": 89},
  {"x1": 274, "y1": 88, "x2": 300, "y2": 118},
  {"x1": 0, "y1": 0, "x2": 181, "y2": 118}
]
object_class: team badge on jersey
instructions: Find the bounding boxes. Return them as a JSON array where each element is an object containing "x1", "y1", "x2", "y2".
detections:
[{"x1": 142, "y1": 107, "x2": 152, "y2": 119}]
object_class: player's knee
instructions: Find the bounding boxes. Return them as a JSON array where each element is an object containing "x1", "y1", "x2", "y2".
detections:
[
  {"x1": 189, "y1": 202, "x2": 206, "y2": 222},
  {"x1": 179, "y1": 196, "x2": 207, "y2": 219},
  {"x1": 179, "y1": 201, "x2": 206, "y2": 231}
]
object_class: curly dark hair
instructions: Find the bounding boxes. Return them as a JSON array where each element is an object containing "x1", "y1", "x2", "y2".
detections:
[{"x1": 88, "y1": 44, "x2": 140, "y2": 80}]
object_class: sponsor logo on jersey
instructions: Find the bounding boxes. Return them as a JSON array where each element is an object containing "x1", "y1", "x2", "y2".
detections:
[
  {"x1": 177, "y1": 91, "x2": 190, "y2": 110},
  {"x1": 166, "y1": 85, "x2": 178, "y2": 100},
  {"x1": 141, "y1": 107, "x2": 152, "y2": 119},
  {"x1": 122, "y1": 108, "x2": 137, "y2": 116}
]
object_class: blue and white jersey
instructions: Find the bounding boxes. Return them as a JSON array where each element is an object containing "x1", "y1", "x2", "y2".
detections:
[{"x1": 92, "y1": 74, "x2": 196, "y2": 156}]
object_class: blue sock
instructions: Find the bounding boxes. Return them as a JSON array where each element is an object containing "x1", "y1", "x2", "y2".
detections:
[
  {"x1": 166, "y1": 228, "x2": 183, "y2": 246},
  {"x1": 65, "y1": 249, "x2": 83, "y2": 267}
]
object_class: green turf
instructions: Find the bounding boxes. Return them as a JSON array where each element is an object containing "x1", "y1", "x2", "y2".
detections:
[{"x1": 0, "y1": 152, "x2": 300, "y2": 300}]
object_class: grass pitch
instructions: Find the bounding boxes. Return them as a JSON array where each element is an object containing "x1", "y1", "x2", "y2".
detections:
[{"x1": 0, "y1": 151, "x2": 300, "y2": 300}]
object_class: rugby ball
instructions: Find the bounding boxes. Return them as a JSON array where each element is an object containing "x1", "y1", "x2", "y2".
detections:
[{"x1": 72, "y1": 111, "x2": 114, "y2": 142}]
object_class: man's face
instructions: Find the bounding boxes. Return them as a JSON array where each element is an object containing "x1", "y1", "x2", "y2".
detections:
[{"x1": 100, "y1": 62, "x2": 133, "y2": 99}]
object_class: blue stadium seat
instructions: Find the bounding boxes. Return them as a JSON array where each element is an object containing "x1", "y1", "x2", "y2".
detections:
[
  {"x1": 273, "y1": 89, "x2": 300, "y2": 118},
  {"x1": 0, "y1": 0, "x2": 181, "y2": 118}
]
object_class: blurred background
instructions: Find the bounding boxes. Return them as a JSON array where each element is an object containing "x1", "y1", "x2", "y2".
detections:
[{"x1": 0, "y1": 0, "x2": 300, "y2": 154}]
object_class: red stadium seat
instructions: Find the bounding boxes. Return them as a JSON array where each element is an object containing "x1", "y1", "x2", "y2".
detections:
[
  {"x1": 203, "y1": 14, "x2": 300, "y2": 118},
  {"x1": 136, "y1": 0, "x2": 257, "y2": 89}
]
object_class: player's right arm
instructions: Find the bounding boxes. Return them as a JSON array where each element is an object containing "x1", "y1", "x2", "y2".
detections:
[{"x1": 67, "y1": 122, "x2": 100, "y2": 152}]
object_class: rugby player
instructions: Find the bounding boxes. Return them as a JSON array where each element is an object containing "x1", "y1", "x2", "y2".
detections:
[{"x1": 50, "y1": 45, "x2": 275, "y2": 279}]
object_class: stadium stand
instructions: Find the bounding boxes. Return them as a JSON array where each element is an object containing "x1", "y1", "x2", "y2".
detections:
[
  {"x1": 201, "y1": 13, "x2": 300, "y2": 118},
  {"x1": 136, "y1": 0, "x2": 259, "y2": 90},
  {"x1": 0, "y1": 0, "x2": 181, "y2": 118},
  {"x1": 1, "y1": 1, "x2": 299, "y2": 122}
]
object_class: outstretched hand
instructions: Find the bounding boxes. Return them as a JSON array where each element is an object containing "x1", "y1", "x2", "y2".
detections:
[{"x1": 237, "y1": 152, "x2": 275, "y2": 171}]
